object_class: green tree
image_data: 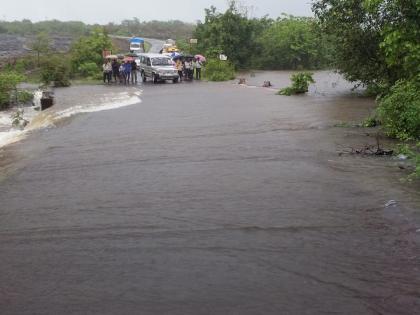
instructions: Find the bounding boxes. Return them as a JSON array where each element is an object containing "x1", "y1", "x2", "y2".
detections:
[
  {"x1": 312, "y1": 0, "x2": 390, "y2": 86},
  {"x1": 194, "y1": 2, "x2": 266, "y2": 68},
  {"x1": 257, "y1": 16, "x2": 331, "y2": 70},
  {"x1": 30, "y1": 32, "x2": 52, "y2": 66},
  {"x1": 70, "y1": 27, "x2": 113, "y2": 73}
]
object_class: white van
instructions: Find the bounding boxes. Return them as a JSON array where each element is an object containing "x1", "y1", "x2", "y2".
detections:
[{"x1": 138, "y1": 53, "x2": 179, "y2": 83}]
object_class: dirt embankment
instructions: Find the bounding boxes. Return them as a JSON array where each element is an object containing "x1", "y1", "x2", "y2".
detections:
[
  {"x1": 0, "y1": 34, "x2": 73, "y2": 68},
  {"x1": 0, "y1": 34, "x2": 131, "y2": 68}
]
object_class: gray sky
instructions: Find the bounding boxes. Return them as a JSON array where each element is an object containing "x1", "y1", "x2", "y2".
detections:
[{"x1": 0, "y1": 0, "x2": 313, "y2": 24}]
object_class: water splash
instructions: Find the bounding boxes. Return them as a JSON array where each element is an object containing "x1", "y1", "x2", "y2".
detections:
[{"x1": 0, "y1": 89, "x2": 142, "y2": 149}]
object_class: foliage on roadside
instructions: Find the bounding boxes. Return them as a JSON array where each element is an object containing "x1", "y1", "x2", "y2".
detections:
[
  {"x1": 203, "y1": 59, "x2": 236, "y2": 81},
  {"x1": 278, "y1": 72, "x2": 315, "y2": 96},
  {"x1": 194, "y1": 2, "x2": 333, "y2": 70},
  {"x1": 40, "y1": 55, "x2": 71, "y2": 87},
  {"x1": 377, "y1": 79, "x2": 420, "y2": 141},
  {"x1": 0, "y1": 72, "x2": 25, "y2": 109},
  {"x1": 70, "y1": 28, "x2": 113, "y2": 74}
]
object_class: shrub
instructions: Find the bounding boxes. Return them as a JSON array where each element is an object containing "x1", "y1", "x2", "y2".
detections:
[
  {"x1": 278, "y1": 72, "x2": 315, "y2": 95},
  {"x1": 40, "y1": 55, "x2": 71, "y2": 87},
  {"x1": 203, "y1": 59, "x2": 236, "y2": 81},
  {"x1": 17, "y1": 90, "x2": 34, "y2": 103},
  {"x1": 78, "y1": 62, "x2": 100, "y2": 78},
  {"x1": 0, "y1": 72, "x2": 25, "y2": 109},
  {"x1": 378, "y1": 80, "x2": 420, "y2": 140}
]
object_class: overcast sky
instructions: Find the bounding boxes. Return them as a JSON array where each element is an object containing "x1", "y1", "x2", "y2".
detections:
[{"x1": 0, "y1": 0, "x2": 313, "y2": 24}]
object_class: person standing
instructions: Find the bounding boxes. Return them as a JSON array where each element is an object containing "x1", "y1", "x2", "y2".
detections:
[
  {"x1": 175, "y1": 59, "x2": 183, "y2": 81},
  {"x1": 103, "y1": 60, "x2": 112, "y2": 84},
  {"x1": 112, "y1": 59, "x2": 120, "y2": 83},
  {"x1": 131, "y1": 60, "x2": 138, "y2": 84},
  {"x1": 124, "y1": 60, "x2": 132, "y2": 84},
  {"x1": 184, "y1": 59, "x2": 192, "y2": 80},
  {"x1": 195, "y1": 59, "x2": 202, "y2": 80},
  {"x1": 119, "y1": 62, "x2": 125, "y2": 84}
]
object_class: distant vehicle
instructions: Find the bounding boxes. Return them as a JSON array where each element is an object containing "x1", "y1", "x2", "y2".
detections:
[
  {"x1": 130, "y1": 37, "x2": 145, "y2": 54},
  {"x1": 138, "y1": 53, "x2": 179, "y2": 84},
  {"x1": 161, "y1": 43, "x2": 179, "y2": 54}
]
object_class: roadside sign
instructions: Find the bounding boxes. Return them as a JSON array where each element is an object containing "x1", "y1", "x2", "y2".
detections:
[
  {"x1": 219, "y1": 54, "x2": 228, "y2": 61},
  {"x1": 189, "y1": 38, "x2": 198, "y2": 44},
  {"x1": 102, "y1": 50, "x2": 111, "y2": 58}
]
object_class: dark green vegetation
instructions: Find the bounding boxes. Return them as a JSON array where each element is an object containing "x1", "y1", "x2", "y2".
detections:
[
  {"x1": 0, "y1": 19, "x2": 194, "y2": 40},
  {"x1": 193, "y1": 2, "x2": 333, "y2": 70},
  {"x1": 70, "y1": 28, "x2": 113, "y2": 79},
  {"x1": 0, "y1": 72, "x2": 25, "y2": 109},
  {"x1": 278, "y1": 72, "x2": 315, "y2": 96},
  {"x1": 313, "y1": 0, "x2": 420, "y2": 178},
  {"x1": 203, "y1": 59, "x2": 236, "y2": 82}
]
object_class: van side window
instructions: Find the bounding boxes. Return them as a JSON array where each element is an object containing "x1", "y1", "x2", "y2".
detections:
[{"x1": 146, "y1": 58, "x2": 151, "y2": 66}]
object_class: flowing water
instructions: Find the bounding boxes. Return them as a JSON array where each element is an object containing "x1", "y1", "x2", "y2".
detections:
[{"x1": 0, "y1": 72, "x2": 419, "y2": 315}]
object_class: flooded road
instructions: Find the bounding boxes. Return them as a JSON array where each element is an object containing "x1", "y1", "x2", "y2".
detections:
[{"x1": 0, "y1": 72, "x2": 419, "y2": 314}]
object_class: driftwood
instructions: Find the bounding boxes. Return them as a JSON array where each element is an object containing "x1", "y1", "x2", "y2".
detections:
[{"x1": 339, "y1": 134, "x2": 393, "y2": 156}]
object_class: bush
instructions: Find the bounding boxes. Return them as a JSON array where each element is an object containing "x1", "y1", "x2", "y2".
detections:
[
  {"x1": 40, "y1": 55, "x2": 71, "y2": 87},
  {"x1": 78, "y1": 62, "x2": 100, "y2": 78},
  {"x1": 203, "y1": 59, "x2": 236, "y2": 81},
  {"x1": 378, "y1": 80, "x2": 420, "y2": 140},
  {"x1": 278, "y1": 72, "x2": 315, "y2": 95},
  {"x1": 0, "y1": 72, "x2": 25, "y2": 109},
  {"x1": 17, "y1": 90, "x2": 34, "y2": 103}
]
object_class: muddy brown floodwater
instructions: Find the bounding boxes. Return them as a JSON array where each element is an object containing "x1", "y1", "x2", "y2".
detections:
[{"x1": 0, "y1": 71, "x2": 419, "y2": 315}]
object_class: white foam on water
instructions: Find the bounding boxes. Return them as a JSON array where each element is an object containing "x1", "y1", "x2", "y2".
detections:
[
  {"x1": 56, "y1": 92, "x2": 141, "y2": 119},
  {"x1": 0, "y1": 90, "x2": 142, "y2": 149}
]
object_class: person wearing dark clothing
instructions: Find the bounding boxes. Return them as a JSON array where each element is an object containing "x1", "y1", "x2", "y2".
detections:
[
  {"x1": 123, "y1": 61, "x2": 132, "y2": 84},
  {"x1": 112, "y1": 60, "x2": 120, "y2": 83},
  {"x1": 131, "y1": 60, "x2": 138, "y2": 84}
]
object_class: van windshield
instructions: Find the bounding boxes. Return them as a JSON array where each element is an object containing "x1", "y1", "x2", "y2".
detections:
[{"x1": 151, "y1": 58, "x2": 172, "y2": 66}]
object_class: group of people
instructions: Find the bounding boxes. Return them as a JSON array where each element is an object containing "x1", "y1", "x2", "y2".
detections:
[
  {"x1": 175, "y1": 58, "x2": 203, "y2": 81},
  {"x1": 102, "y1": 59, "x2": 138, "y2": 85},
  {"x1": 103, "y1": 56, "x2": 204, "y2": 85}
]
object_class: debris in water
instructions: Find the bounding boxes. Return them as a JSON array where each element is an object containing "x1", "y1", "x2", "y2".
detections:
[
  {"x1": 263, "y1": 81, "x2": 272, "y2": 87},
  {"x1": 238, "y1": 78, "x2": 246, "y2": 85},
  {"x1": 385, "y1": 200, "x2": 397, "y2": 208},
  {"x1": 397, "y1": 154, "x2": 408, "y2": 161}
]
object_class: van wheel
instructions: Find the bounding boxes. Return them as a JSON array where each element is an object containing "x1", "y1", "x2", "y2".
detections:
[
  {"x1": 152, "y1": 74, "x2": 158, "y2": 84},
  {"x1": 173, "y1": 78, "x2": 179, "y2": 84},
  {"x1": 141, "y1": 72, "x2": 146, "y2": 82}
]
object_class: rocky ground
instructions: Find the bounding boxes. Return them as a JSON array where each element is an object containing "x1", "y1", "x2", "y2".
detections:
[{"x1": 0, "y1": 34, "x2": 74, "y2": 67}]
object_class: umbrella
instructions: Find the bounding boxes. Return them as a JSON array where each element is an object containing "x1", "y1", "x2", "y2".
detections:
[
  {"x1": 172, "y1": 54, "x2": 184, "y2": 61},
  {"x1": 195, "y1": 54, "x2": 206, "y2": 62},
  {"x1": 117, "y1": 54, "x2": 125, "y2": 59},
  {"x1": 184, "y1": 54, "x2": 195, "y2": 60},
  {"x1": 171, "y1": 52, "x2": 181, "y2": 58},
  {"x1": 105, "y1": 54, "x2": 118, "y2": 59}
]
